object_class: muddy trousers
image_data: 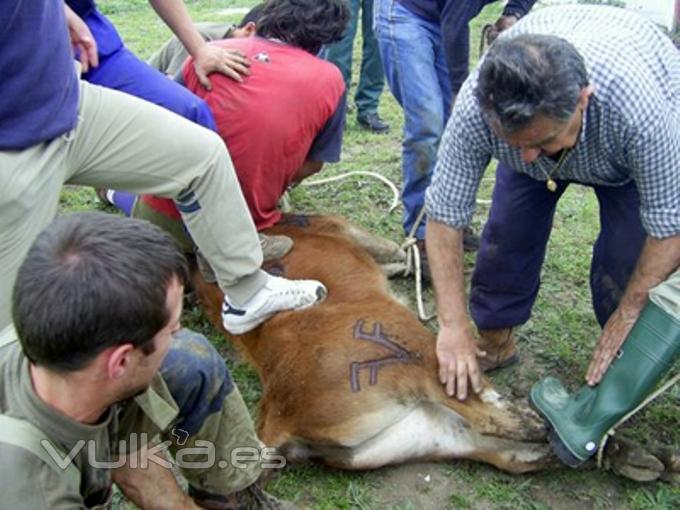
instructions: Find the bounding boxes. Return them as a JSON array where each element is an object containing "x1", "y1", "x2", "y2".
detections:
[
  {"x1": 119, "y1": 329, "x2": 263, "y2": 494},
  {"x1": 470, "y1": 162, "x2": 646, "y2": 330},
  {"x1": 0, "y1": 80, "x2": 266, "y2": 330}
]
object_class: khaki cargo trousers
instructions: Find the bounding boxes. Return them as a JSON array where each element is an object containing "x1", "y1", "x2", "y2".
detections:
[{"x1": 0, "y1": 80, "x2": 268, "y2": 329}]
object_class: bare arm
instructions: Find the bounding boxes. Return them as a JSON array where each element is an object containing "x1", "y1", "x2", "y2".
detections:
[
  {"x1": 112, "y1": 443, "x2": 199, "y2": 510},
  {"x1": 148, "y1": 0, "x2": 249, "y2": 88},
  {"x1": 586, "y1": 234, "x2": 680, "y2": 385},
  {"x1": 426, "y1": 219, "x2": 483, "y2": 400}
]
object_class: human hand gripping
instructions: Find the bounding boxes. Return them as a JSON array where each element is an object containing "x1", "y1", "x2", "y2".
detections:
[
  {"x1": 64, "y1": 5, "x2": 98, "y2": 73},
  {"x1": 192, "y1": 43, "x2": 251, "y2": 89},
  {"x1": 586, "y1": 305, "x2": 639, "y2": 386},
  {"x1": 485, "y1": 14, "x2": 519, "y2": 45},
  {"x1": 436, "y1": 325, "x2": 485, "y2": 400}
]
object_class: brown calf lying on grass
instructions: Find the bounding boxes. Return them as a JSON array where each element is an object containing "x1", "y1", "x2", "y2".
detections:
[{"x1": 192, "y1": 214, "x2": 679, "y2": 482}]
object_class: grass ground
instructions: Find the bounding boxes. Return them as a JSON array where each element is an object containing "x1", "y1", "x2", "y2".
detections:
[{"x1": 60, "y1": 1, "x2": 680, "y2": 508}]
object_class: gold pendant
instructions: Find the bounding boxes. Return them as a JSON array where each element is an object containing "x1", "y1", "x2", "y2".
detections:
[{"x1": 546, "y1": 178, "x2": 558, "y2": 192}]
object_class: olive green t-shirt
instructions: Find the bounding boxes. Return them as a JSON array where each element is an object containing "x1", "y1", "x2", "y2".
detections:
[
  {"x1": 0, "y1": 341, "x2": 115, "y2": 508},
  {"x1": 0, "y1": 330, "x2": 179, "y2": 509}
]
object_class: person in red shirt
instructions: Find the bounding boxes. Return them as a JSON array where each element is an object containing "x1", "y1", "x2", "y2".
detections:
[{"x1": 106, "y1": 2, "x2": 347, "y2": 258}]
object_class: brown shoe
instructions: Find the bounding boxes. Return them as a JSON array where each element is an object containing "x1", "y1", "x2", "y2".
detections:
[
  {"x1": 189, "y1": 482, "x2": 293, "y2": 509},
  {"x1": 476, "y1": 328, "x2": 519, "y2": 372},
  {"x1": 259, "y1": 234, "x2": 293, "y2": 261}
]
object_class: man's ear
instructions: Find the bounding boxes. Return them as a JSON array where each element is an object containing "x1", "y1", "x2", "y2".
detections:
[
  {"x1": 578, "y1": 84, "x2": 595, "y2": 110},
  {"x1": 244, "y1": 22, "x2": 257, "y2": 37},
  {"x1": 105, "y1": 343, "x2": 136, "y2": 380}
]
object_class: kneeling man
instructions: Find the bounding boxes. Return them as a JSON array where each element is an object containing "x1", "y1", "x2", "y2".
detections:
[{"x1": 0, "y1": 212, "x2": 283, "y2": 508}]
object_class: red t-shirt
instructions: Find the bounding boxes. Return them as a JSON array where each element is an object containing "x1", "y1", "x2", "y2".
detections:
[{"x1": 142, "y1": 37, "x2": 345, "y2": 230}]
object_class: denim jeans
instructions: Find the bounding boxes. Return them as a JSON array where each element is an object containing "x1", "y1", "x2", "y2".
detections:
[
  {"x1": 322, "y1": 0, "x2": 385, "y2": 116},
  {"x1": 374, "y1": 0, "x2": 452, "y2": 239}
]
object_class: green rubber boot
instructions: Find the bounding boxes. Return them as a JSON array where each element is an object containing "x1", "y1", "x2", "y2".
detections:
[{"x1": 530, "y1": 272, "x2": 680, "y2": 467}]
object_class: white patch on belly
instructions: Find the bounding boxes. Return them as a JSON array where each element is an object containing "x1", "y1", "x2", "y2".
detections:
[{"x1": 345, "y1": 403, "x2": 476, "y2": 468}]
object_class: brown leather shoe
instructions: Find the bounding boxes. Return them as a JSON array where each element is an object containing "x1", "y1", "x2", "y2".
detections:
[
  {"x1": 476, "y1": 328, "x2": 519, "y2": 372},
  {"x1": 189, "y1": 481, "x2": 293, "y2": 509}
]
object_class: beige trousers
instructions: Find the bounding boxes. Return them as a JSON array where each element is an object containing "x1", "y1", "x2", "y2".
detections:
[{"x1": 0, "y1": 80, "x2": 267, "y2": 329}]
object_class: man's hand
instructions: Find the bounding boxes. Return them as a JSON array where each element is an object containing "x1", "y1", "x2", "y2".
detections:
[
  {"x1": 436, "y1": 325, "x2": 484, "y2": 400},
  {"x1": 586, "y1": 305, "x2": 639, "y2": 386},
  {"x1": 585, "y1": 235, "x2": 680, "y2": 385},
  {"x1": 64, "y1": 5, "x2": 98, "y2": 73},
  {"x1": 485, "y1": 14, "x2": 519, "y2": 45},
  {"x1": 193, "y1": 43, "x2": 250, "y2": 89}
]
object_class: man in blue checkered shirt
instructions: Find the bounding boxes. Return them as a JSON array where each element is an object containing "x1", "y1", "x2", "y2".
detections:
[{"x1": 424, "y1": 5, "x2": 680, "y2": 401}]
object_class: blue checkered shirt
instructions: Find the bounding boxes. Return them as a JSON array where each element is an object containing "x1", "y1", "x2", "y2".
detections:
[{"x1": 426, "y1": 5, "x2": 680, "y2": 238}]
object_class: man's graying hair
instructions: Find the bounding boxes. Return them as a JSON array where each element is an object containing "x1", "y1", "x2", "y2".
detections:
[
  {"x1": 13, "y1": 212, "x2": 188, "y2": 372},
  {"x1": 476, "y1": 34, "x2": 589, "y2": 133}
]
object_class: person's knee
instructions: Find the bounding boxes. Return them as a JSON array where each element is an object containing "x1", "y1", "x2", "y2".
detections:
[
  {"x1": 181, "y1": 97, "x2": 217, "y2": 131},
  {"x1": 404, "y1": 138, "x2": 438, "y2": 175},
  {"x1": 160, "y1": 329, "x2": 234, "y2": 437}
]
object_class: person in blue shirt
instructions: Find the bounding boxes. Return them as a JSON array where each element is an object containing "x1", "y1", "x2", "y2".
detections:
[{"x1": 373, "y1": 0, "x2": 536, "y2": 263}]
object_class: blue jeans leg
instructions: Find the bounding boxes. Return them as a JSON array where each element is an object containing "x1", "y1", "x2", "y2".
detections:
[
  {"x1": 374, "y1": 0, "x2": 451, "y2": 239},
  {"x1": 590, "y1": 182, "x2": 645, "y2": 326},
  {"x1": 323, "y1": 0, "x2": 359, "y2": 92},
  {"x1": 470, "y1": 163, "x2": 566, "y2": 329},
  {"x1": 355, "y1": 0, "x2": 385, "y2": 116}
]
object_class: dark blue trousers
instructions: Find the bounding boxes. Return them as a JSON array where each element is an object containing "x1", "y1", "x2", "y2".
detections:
[
  {"x1": 470, "y1": 163, "x2": 646, "y2": 330},
  {"x1": 81, "y1": 9, "x2": 216, "y2": 132}
]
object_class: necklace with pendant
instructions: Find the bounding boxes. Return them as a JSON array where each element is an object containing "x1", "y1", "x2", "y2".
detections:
[{"x1": 542, "y1": 148, "x2": 570, "y2": 192}]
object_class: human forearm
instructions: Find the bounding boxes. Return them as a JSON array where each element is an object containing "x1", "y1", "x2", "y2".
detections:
[
  {"x1": 149, "y1": 1, "x2": 249, "y2": 86},
  {"x1": 148, "y1": 0, "x2": 206, "y2": 58},
  {"x1": 426, "y1": 219, "x2": 469, "y2": 330},
  {"x1": 426, "y1": 219, "x2": 483, "y2": 399},
  {"x1": 619, "y1": 235, "x2": 680, "y2": 314},
  {"x1": 503, "y1": 0, "x2": 537, "y2": 18},
  {"x1": 586, "y1": 234, "x2": 680, "y2": 385},
  {"x1": 112, "y1": 444, "x2": 199, "y2": 509}
]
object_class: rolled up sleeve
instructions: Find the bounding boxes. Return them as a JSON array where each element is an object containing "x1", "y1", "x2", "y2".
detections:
[
  {"x1": 425, "y1": 79, "x2": 492, "y2": 228},
  {"x1": 629, "y1": 110, "x2": 680, "y2": 239}
]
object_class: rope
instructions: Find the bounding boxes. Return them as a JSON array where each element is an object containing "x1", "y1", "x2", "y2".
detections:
[
  {"x1": 302, "y1": 171, "x2": 400, "y2": 213},
  {"x1": 302, "y1": 170, "x2": 497, "y2": 323},
  {"x1": 399, "y1": 205, "x2": 437, "y2": 322},
  {"x1": 596, "y1": 371, "x2": 680, "y2": 469}
]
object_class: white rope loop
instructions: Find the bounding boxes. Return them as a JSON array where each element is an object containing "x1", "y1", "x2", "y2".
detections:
[{"x1": 302, "y1": 171, "x2": 400, "y2": 213}]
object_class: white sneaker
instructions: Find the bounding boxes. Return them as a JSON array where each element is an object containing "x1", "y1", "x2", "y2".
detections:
[{"x1": 222, "y1": 275, "x2": 327, "y2": 334}]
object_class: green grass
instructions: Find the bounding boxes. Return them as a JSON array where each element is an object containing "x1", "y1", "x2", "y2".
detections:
[{"x1": 61, "y1": 0, "x2": 680, "y2": 507}]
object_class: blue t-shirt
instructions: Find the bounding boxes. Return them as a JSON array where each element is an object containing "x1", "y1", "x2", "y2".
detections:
[{"x1": 0, "y1": 0, "x2": 79, "y2": 149}]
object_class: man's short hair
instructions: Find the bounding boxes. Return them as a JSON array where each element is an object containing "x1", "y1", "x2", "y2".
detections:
[
  {"x1": 476, "y1": 34, "x2": 589, "y2": 133},
  {"x1": 257, "y1": 0, "x2": 350, "y2": 54},
  {"x1": 13, "y1": 212, "x2": 189, "y2": 372}
]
